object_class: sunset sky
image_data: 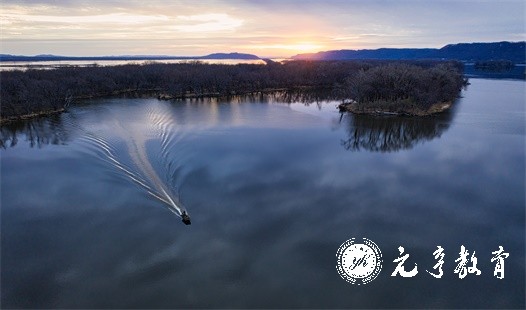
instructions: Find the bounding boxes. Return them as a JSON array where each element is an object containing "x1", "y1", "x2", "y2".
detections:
[{"x1": 1, "y1": 0, "x2": 524, "y2": 57}]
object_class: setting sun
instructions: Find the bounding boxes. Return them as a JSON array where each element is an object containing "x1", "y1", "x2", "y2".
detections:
[
  {"x1": 287, "y1": 43, "x2": 323, "y2": 53},
  {"x1": 250, "y1": 42, "x2": 324, "y2": 56}
]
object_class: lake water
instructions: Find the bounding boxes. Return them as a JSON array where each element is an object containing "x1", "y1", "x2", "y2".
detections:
[{"x1": 1, "y1": 78, "x2": 524, "y2": 308}]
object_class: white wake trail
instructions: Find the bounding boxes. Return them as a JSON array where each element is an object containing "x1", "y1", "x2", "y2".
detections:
[{"x1": 67, "y1": 102, "x2": 189, "y2": 220}]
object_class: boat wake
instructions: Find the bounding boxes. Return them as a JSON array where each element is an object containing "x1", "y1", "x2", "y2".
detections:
[{"x1": 66, "y1": 101, "x2": 190, "y2": 224}]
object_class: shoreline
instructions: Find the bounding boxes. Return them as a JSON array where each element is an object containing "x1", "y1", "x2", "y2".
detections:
[
  {"x1": 1, "y1": 91, "x2": 455, "y2": 125},
  {"x1": 0, "y1": 87, "x2": 302, "y2": 124},
  {"x1": 0, "y1": 108, "x2": 66, "y2": 125},
  {"x1": 338, "y1": 101, "x2": 453, "y2": 116}
]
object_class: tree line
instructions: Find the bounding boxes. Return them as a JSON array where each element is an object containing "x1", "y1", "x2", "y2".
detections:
[
  {"x1": 474, "y1": 60, "x2": 515, "y2": 71},
  {"x1": 0, "y1": 60, "x2": 466, "y2": 121},
  {"x1": 340, "y1": 62, "x2": 466, "y2": 110}
]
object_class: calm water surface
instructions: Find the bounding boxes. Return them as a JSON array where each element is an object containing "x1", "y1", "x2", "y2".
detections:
[{"x1": 1, "y1": 78, "x2": 524, "y2": 308}]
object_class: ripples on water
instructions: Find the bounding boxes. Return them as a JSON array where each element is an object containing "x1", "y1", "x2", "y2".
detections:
[
  {"x1": 71, "y1": 102, "x2": 190, "y2": 221},
  {"x1": 1, "y1": 80, "x2": 524, "y2": 308}
]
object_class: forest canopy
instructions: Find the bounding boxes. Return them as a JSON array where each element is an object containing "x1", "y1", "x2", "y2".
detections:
[{"x1": 0, "y1": 60, "x2": 466, "y2": 121}]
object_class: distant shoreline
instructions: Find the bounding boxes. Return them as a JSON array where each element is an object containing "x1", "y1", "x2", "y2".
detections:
[{"x1": 0, "y1": 52, "x2": 261, "y2": 62}]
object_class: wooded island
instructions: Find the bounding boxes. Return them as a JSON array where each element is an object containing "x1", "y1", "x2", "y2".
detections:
[{"x1": 0, "y1": 60, "x2": 467, "y2": 122}]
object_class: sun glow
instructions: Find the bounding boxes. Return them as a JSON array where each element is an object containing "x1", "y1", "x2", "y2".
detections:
[
  {"x1": 288, "y1": 43, "x2": 323, "y2": 53},
  {"x1": 253, "y1": 42, "x2": 323, "y2": 54}
]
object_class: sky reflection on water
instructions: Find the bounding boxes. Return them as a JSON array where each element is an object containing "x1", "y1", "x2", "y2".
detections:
[{"x1": 1, "y1": 79, "x2": 524, "y2": 308}]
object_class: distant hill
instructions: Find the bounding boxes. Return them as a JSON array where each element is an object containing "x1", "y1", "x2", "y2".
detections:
[
  {"x1": 0, "y1": 54, "x2": 72, "y2": 61},
  {"x1": 200, "y1": 52, "x2": 260, "y2": 60},
  {"x1": 438, "y1": 42, "x2": 525, "y2": 62},
  {"x1": 0, "y1": 52, "x2": 260, "y2": 62},
  {"x1": 293, "y1": 41, "x2": 526, "y2": 63},
  {"x1": 293, "y1": 48, "x2": 438, "y2": 61},
  {"x1": 0, "y1": 54, "x2": 176, "y2": 62}
]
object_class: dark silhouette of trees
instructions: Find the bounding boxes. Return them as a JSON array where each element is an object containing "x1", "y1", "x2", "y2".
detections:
[
  {"x1": 0, "y1": 60, "x2": 465, "y2": 121},
  {"x1": 339, "y1": 62, "x2": 466, "y2": 114},
  {"x1": 341, "y1": 111, "x2": 453, "y2": 152},
  {"x1": 0, "y1": 113, "x2": 70, "y2": 148},
  {"x1": 474, "y1": 60, "x2": 515, "y2": 71}
]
